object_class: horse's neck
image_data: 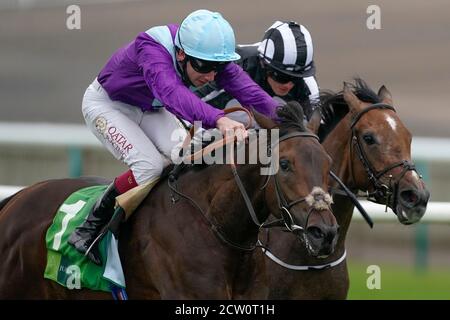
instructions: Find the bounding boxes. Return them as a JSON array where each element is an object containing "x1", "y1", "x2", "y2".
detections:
[
  {"x1": 119, "y1": 163, "x2": 268, "y2": 277},
  {"x1": 200, "y1": 138, "x2": 270, "y2": 246},
  {"x1": 323, "y1": 122, "x2": 354, "y2": 189},
  {"x1": 153, "y1": 162, "x2": 267, "y2": 247},
  {"x1": 205, "y1": 164, "x2": 268, "y2": 246},
  {"x1": 323, "y1": 120, "x2": 358, "y2": 250},
  {"x1": 331, "y1": 195, "x2": 355, "y2": 244}
]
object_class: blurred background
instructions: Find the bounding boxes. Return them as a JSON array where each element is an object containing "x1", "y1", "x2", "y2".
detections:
[{"x1": 0, "y1": 0, "x2": 449, "y2": 299}]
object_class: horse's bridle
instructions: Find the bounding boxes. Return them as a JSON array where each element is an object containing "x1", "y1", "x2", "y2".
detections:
[
  {"x1": 225, "y1": 130, "x2": 329, "y2": 250},
  {"x1": 348, "y1": 103, "x2": 419, "y2": 213},
  {"x1": 259, "y1": 131, "x2": 326, "y2": 235}
]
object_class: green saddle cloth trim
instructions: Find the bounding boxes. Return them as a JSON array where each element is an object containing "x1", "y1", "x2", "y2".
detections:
[{"x1": 44, "y1": 185, "x2": 125, "y2": 292}]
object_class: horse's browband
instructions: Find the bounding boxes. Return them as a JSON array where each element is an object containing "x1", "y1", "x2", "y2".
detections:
[{"x1": 350, "y1": 103, "x2": 396, "y2": 128}]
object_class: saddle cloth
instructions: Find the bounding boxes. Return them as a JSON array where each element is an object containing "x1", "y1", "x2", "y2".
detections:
[{"x1": 44, "y1": 185, "x2": 125, "y2": 292}]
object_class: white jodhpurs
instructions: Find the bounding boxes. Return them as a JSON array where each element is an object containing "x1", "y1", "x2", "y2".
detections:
[{"x1": 82, "y1": 78, "x2": 187, "y2": 185}]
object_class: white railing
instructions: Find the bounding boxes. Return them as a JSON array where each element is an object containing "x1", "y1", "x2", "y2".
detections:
[
  {"x1": 411, "y1": 136, "x2": 450, "y2": 161},
  {"x1": 0, "y1": 185, "x2": 449, "y2": 225},
  {"x1": 1, "y1": 122, "x2": 449, "y2": 160},
  {"x1": 0, "y1": 123, "x2": 101, "y2": 148},
  {"x1": 0, "y1": 185, "x2": 23, "y2": 201},
  {"x1": 352, "y1": 201, "x2": 450, "y2": 224}
]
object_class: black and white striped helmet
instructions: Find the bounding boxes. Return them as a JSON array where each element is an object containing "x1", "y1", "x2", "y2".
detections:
[{"x1": 257, "y1": 21, "x2": 315, "y2": 77}]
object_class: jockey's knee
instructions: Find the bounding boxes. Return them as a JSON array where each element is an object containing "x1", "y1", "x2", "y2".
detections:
[{"x1": 130, "y1": 159, "x2": 164, "y2": 185}]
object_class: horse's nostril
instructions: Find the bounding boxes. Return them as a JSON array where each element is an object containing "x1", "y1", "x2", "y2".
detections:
[
  {"x1": 307, "y1": 226, "x2": 324, "y2": 240},
  {"x1": 400, "y1": 190, "x2": 419, "y2": 206}
]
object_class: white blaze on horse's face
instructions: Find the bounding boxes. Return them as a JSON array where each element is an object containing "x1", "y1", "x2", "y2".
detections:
[
  {"x1": 385, "y1": 114, "x2": 398, "y2": 132},
  {"x1": 410, "y1": 170, "x2": 422, "y2": 184}
]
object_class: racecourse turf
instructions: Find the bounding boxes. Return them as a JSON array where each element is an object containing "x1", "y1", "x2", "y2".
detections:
[{"x1": 347, "y1": 261, "x2": 450, "y2": 300}]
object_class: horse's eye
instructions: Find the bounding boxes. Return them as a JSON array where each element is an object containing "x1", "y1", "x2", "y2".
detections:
[
  {"x1": 362, "y1": 133, "x2": 376, "y2": 145},
  {"x1": 279, "y1": 159, "x2": 290, "y2": 171}
]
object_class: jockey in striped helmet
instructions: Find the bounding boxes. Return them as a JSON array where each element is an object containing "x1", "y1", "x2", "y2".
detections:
[
  {"x1": 258, "y1": 21, "x2": 315, "y2": 80},
  {"x1": 196, "y1": 21, "x2": 319, "y2": 121}
]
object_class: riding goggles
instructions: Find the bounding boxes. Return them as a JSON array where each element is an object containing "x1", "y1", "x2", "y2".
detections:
[
  {"x1": 188, "y1": 55, "x2": 229, "y2": 73},
  {"x1": 265, "y1": 66, "x2": 299, "y2": 84}
]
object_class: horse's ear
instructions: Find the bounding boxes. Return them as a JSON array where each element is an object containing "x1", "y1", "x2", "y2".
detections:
[
  {"x1": 378, "y1": 85, "x2": 393, "y2": 106},
  {"x1": 253, "y1": 108, "x2": 278, "y2": 129},
  {"x1": 307, "y1": 107, "x2": 321, "y2": 134},
  {"x1": 343, "y1": 82, "x2": 363, "y2": 113}
]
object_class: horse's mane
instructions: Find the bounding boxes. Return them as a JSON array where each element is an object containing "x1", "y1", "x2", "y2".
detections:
[{"x1": 318, "y1": 78, "x2": 381, "y2": 141}]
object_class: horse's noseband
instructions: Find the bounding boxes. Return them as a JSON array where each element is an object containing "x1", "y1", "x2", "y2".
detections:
[{"x1": 349, "y1": 103, "x2": 420, "y2": 213}]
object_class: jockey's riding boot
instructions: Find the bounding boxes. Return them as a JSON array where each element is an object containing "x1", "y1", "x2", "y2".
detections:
[{"x1": 68, "y1": 183, "x2": 119, "y2": 265}]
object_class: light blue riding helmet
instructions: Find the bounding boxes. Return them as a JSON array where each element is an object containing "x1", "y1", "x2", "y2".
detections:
[{"x1": 175, "y1": 9, "x2": 241, "y2": 62}]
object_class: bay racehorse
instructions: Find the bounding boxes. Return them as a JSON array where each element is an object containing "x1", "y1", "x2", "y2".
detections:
[
  {"x1": 255, "y1": 79, "x2": 430, "y2": 299},
  {"x1": 0, "y1": 102, "x2": 338, "y2": 299}
]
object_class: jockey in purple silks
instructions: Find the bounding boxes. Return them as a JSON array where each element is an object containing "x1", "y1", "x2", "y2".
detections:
[{"x1": 68, "y1": 9, "x2": 279, "y2": 265}]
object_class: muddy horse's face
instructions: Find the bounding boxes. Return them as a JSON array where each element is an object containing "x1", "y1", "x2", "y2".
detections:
[
  {"x1": 258, "y1": 104, "x2": 339, "y2": 258},
  {"x1": 276, "y1": 135, "x2": 338, "y2": 257},
  {"x1": 343, "y1": 84, "x2": 430, "y2": 224}
]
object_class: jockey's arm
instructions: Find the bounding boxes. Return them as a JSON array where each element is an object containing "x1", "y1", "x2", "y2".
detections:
[
  {"x1": 216, "y1": 63, "x2": 279, "y2": 119},
  {"x1": 135, "y1": 34, "x2": 225, "y2": 129}
]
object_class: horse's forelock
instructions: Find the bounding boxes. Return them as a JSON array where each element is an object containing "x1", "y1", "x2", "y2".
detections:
[{"x1": 276, "y1": 101, "x2": 307, "y2": 135}]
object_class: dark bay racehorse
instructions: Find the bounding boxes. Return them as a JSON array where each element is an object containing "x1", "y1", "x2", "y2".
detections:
[
  {"x1": 256, "y1": 79, "x2": 430, "y2": 299},
  {"x1": 0, "y1": 102, "x2": 338, "y2": 299}
]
